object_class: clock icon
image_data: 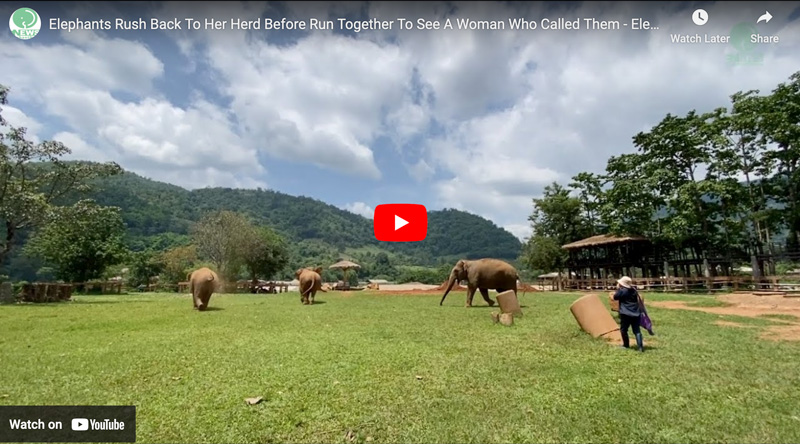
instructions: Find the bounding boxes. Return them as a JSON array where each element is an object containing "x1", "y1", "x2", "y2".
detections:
[{"x1": 692, "y1": 8, "x2": 708, "y2": 26}]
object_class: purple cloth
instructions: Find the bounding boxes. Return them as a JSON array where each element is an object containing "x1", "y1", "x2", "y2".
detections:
[{"x1": 637, "y1": 292, "x2": 655, "y2": 335}]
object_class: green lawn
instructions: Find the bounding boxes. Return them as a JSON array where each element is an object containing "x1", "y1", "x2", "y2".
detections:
[{"x1": 2, "y1": 291, "x2": 799, "y2": 443}]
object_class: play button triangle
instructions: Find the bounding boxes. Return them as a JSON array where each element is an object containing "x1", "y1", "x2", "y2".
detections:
[{"x1": 395, "y1": 215, "x2": 409, "y2": 231}]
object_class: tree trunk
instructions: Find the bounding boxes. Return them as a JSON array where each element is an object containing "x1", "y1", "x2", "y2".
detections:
[{"x1": 0, "y1": 222, "x2": 15, "y2": 269}]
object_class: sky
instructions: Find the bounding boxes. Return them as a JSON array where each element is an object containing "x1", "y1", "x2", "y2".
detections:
[{"x1": 1, "y1": 1, "x2": 799, "y2": 241}]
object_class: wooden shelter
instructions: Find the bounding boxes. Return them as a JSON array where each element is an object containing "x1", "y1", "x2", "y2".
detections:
[
  {"x1": 329, "y1": 260, "x2": 361, "y2": 290},
  {"x1": 562, "y1": 234, "x2": 656, "y2": 281}
]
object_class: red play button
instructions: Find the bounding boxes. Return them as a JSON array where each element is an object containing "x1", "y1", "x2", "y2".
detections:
[{"x1": 374, "y1": 204, "x2": 427, "y2": 242}]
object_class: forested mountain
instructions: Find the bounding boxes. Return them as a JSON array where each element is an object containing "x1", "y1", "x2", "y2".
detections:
[
  {"x1": 79, "y1": 171, "x2": 522, "y2": 259},
  {"x1": 0, "y1": 169, "x2": 522, "y2": 282}
]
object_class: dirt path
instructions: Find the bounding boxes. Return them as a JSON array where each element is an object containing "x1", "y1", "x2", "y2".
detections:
[{"x1": 649, "y1": 293, "x2": 800, "y2": 341}]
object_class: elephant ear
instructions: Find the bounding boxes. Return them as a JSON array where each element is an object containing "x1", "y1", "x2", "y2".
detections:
[
  {"x1": 313, "y1": 266, "x2": 323, "y2": 274},
  {"x1": 457, "y1": 260, "x2": 468, "y2": 273},
  {"x1": 295, "y1": 269, "x2": 304, "y2": 278}
]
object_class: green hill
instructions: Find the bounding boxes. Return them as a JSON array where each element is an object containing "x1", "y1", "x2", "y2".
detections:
[{"x1": 1, "y1": 170, "x2": 523, "y2": 281}]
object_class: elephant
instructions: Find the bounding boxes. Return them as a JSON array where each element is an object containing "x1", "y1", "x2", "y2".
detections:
[
  {"x1": 440, "y1": 258, "x2": 519, "y2": 307},
  {"x1": 296, "y1": 266, "x2": 327, "y2": 305},
  {"x1": 188, "y1": 267, "x2": 219, "y2": 311}
]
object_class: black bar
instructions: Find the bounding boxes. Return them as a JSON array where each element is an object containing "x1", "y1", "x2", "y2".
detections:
[{"x1": 0, "y1": 406, "x2": 135, "y2": 442}]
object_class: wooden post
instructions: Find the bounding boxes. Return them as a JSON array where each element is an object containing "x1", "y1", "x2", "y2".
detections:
[{"x1": 751, "y1": 255, "x2": 762, "y2": 290}]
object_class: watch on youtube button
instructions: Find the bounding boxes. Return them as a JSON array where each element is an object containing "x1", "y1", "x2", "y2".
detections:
[{"x1": 373, "y1": 204, "x2": 427, "y2": 242}]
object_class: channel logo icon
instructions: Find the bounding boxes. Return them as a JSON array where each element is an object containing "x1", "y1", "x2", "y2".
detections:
[
  {"x1": 71, "y1": 418, "x2": 89, "y2": 431},
  {"x1": 374, "y1": 204, "x2": 427, "y2": 242}
]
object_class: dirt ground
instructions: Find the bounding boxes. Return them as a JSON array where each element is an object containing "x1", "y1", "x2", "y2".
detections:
[{"x1": 650, "y1": 292, "x2": 800, "y2": 342}]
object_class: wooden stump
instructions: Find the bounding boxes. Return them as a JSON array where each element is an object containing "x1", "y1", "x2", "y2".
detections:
[
  {"x1": 491, "y1": 312, "x2": 500, "y2": 324},
  {"x1": 496, "y1": 290, "x2": 522, "y2": 317},
  {"x1": 499, "y1": 313, "x2": 514, "y2": 326},
  {"x1": 569, "y1": 293, "x2": 619, "y2": 338}
]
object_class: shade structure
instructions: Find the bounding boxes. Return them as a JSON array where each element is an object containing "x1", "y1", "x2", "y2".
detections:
[{"x1": 329, "y1": 260, "x2": 361, "y2": 287}]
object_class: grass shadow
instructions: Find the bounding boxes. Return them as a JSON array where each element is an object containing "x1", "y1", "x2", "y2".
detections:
[
  {"x1": 308, "y1": 301, "x2": 327, "y2": 305},
  {"x1": 198, "y1": 306, "x2": 225, "y2": 312}
]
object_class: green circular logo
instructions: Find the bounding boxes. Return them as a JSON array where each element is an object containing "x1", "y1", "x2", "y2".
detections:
[
  {"x1": 729, "y1": 22, "x2": 757, "y2": 52},
  {"x1": 9, "y1": 7, "x2": 41, "y2": 40}
]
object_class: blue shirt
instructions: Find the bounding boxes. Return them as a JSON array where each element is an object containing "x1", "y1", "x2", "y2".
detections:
[{"x1": 613, "y1": 287, "x2": 641, "y2": 317}]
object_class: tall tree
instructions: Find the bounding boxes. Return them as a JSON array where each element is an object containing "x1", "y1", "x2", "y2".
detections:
[
  {"x1": 0, "y1": 85, "x2": 121, "y2": 267},
  {"x1": 708, "y1": 91, "x2": 777, "y2": 255},
  {"x1": 632, "y1": 110, "x2": 720, "y2": 256},
  {"x1": 127, "y1": 250, "x2": 166, "y2": 288},
  {"x1": 190, "y1": 210, "x2": 251, "y2": 279},
  {"x1": 569, "y1": 171, "x2": 604, "y2": 235},
  {"x1": 159, "y1": 245, "x2": 198, "y2": 285},
  {"x1": 522, "y1": 182, "x2": 590, "y2": 273},
  {"x1": 598, "y1": 153, "x2": 663, "y2": 238},
  {"x1": 240, "y1": 225, "x2": 289, "y2": 285},
  {"x1": 528, "y1": 182, "x2": 590, "y2": 245},
  {"x1": 24, "y1": 200, "x2": 128, "y2": 283},
  {"x1": 759, "y1": 71, "x2": 800, "y2": 249}
]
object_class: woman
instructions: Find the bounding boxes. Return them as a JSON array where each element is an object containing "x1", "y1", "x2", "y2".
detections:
[{"x1": 613, "y1": 276, "x2": 644, "y2": 352}]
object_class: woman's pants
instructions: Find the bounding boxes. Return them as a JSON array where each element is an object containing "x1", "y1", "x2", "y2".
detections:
[{"x1": 619, "y1": 314, "x2": 641, "y2": 348}]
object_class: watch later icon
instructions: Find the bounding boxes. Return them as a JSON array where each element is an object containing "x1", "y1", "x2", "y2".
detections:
[{"x1": 692, "y1": 9, "x2": 708, "y2": 26}]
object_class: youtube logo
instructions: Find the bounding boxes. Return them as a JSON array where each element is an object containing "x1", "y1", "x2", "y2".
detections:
[{"x1": 374, "y1": 204, "x2": 427, "y2": 242}]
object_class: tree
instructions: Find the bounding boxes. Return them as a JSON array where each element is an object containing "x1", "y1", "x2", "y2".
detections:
[
  {"x1": 631, "y1": 110, "x2": 722, "y2": 256},
  {"x1": 190, "y1": 210, "x2": 251, "y2": 279},
  {"x1": 0, "y1": 85, "x2": 122, "y2": 268},
  {"x1": 569, "y1": 171, "x2": 604, "y2": 235},
  {"x1": 528, "y1": 182, "x2": 590, "y2": 245},
  {"x1": 759, "y1": 71, "x2": 800, "y2": 248},
  {"x1": 521, "y1": 235, "x2": 564, "y2": 274},
  {"x1": 24, "y1": 200, "x2": 128, "y2": 283},
  {"x1": 240, "y1": 225, "x2": 289, "y2": 285},
  {"x1": 707, "y1": 92, "x2": 776, "y2": 255},
  {"x1": 159, "y1": 245, "x2": 198, "y2": 285},
  {"x1": 599, "y1": 153, "x2": 663, "y2": 238},
  {"x1": 522, "y1": 182, "x2": 590, "y2": 274},
  {"x1": 127, "y1": 250, "x2": 165, "y2": 288}
]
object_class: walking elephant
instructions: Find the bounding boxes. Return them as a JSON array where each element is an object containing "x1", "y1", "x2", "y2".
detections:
[
  {"x1": 439, "y1": 258, "x2": 519, "y2": 307},
  {"x1": 296, "y1": 266, "x2": 326, "y2": 305},
  {"x1": 188, "y1": 267, "x2": 219, "y2": 311}
]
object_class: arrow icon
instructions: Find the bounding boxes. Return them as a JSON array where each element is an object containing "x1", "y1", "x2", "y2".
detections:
[
  {"x1": 394, "y1": 215, "x2": 408, "y2": 231},
  {"x1": 757, "y1": 11, "x2": 772, "y2": 24}
]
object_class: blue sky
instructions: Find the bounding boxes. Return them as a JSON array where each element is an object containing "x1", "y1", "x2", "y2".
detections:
[{"x1": 1, "y1": 1, "x2": 799, "y2": 240}]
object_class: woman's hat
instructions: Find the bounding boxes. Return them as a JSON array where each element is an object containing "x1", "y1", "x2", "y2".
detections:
[{"x1": 617, "y1": 276, "x2": 633, "y2": 288}]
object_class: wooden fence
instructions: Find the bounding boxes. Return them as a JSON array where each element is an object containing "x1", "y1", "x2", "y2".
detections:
[
  {"x1": 537, "y1": 275, "x2": 800, "y2": 293},
  {"x1": 18, "y1": 283, "x2": 74, "y2": 302},
  {"x1": 176, "y1": 281, "x2": 289, "y2": 294}
]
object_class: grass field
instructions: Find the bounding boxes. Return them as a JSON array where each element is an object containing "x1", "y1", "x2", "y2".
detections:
[{"x1": 2, "y1": 291, "x2": 800, "y2": 443}]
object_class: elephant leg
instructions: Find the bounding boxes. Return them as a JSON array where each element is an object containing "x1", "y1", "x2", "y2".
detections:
[
  {"x1": 466, "y1": 286, "x2": 477, "y2": 307},
  {"x1": 197, "y1": 294, "x2": 207, "y2": 311},
  {"x1": 480, "y1": 288, "x2": 495, "y2": 306},
  {"x1": 310, "y1": 291, "x2": 315, "y2": 304}
]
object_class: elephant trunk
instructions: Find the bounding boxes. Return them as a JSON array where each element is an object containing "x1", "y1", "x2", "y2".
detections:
[{"x1": 440, "y1": 274, "x2": 457, "y2": 305}]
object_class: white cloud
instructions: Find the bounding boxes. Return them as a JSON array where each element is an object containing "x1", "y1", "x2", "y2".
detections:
[
  {"x1": 51, "y1": 132, "x2": 110, "y2": 162},
  {"x1": 1, "y1": 25, "x2": 268, "y2": 191},
  {"x1": 343, "y1": 202, "x2": 374, "y2": 219},
  {"x1": 0, "y1": 30, "x2": 163, "y2": 101},
  {"x1": 503, "y1": 224, "x2": 533, "y2": 242},
  {"x1": 3, "y1": 0, "x2": 800, "y2": 235},
  {"x1": 204, "y1": 32, "x2": 419, "y2": 180},
  {"x1": 1, "y1": 105, "x2": 42, "y2": 143}
]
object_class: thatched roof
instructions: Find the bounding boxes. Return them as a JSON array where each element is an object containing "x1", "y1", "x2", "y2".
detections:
[
  {"x1": 329, "y1": 260, "x2": 361, "y2": 269},
  {"x1": 561, "y1": 234, "x2": 649, "y2": 250}
]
